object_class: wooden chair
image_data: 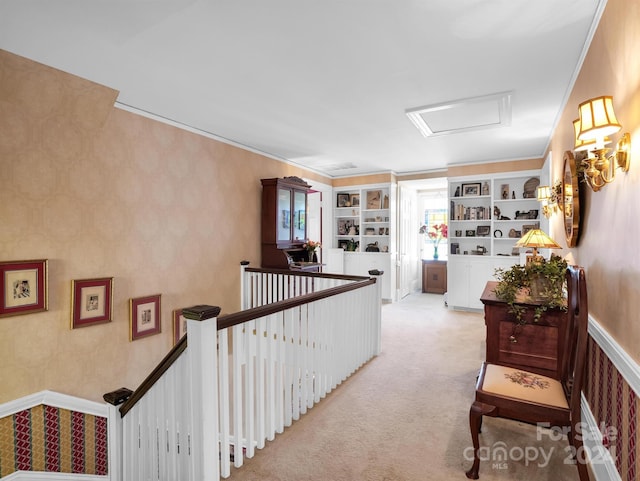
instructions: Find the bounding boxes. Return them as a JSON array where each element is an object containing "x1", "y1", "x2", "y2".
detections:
[{"x1": 465, "y1": 265, "x2": 590, "y2": 480}]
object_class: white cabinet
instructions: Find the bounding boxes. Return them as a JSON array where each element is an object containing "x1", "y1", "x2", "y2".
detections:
[
  {"x1": 446, "y1": 170, "x2": 543, "y2": 310},
  {"x1": 447, "y1": 256, "x2": 494, "y2": 310}
]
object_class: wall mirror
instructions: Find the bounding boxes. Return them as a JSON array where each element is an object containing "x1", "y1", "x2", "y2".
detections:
[{"x1": 562, "y1": 150, "x2": 580, "y2": 247}]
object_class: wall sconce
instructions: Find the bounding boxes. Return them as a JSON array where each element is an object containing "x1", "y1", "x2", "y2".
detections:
[
  {"x1": 536, "y1": 180, "x2": 562, "y2": 218},
  {"x1": 574, "y1": 95, "x2": 631, "y2": 192}
]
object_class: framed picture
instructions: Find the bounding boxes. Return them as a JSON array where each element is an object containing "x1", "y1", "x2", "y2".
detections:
[
  {"x1": 337, "y1": 193, "x2": 350, "y2": 207},
  {"x1": 366, "y1": 190, "x2": 382, "y2": 209},
  {"x1": 130, "y1": 294, "x2": 161, "y2": 341},
  {"x1": 476, "y1": 225, "x2": 490, "y2": 237},
  {"x1": 465, "y1": 229, "x2": 476, "y2": 237},
  {"x1": 0, "y1": 259, "x2": 48, "y2": 318},
  {"x1": 338, "y1": 239, "x2": 349, "y2": 250},
  {"x1": 462, "y1": 183, "x2": 481, "y2": 197},
  {"x1": 501, "y1": 184, "x2": 510, "y2": 199},
  {"x1": 173, "y1": 308, "x2": 187, "y2": 345},
  {"x1": 350, "y1": 193, "x2": 360, "y2": 207},
  {"x1": 71, "y1": 277, "x2": 113, "y2": 328}
]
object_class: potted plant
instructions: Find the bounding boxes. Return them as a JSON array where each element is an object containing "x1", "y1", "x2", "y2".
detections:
[{"x1": 493, "y1": 254, "x2": 568, "y2": 330}]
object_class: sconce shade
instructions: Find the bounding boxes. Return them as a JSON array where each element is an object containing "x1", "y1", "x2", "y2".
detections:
[
  {"x1": 537, "y1": 186, "x2": 550, "y2": 201},
  {"x1": 573, "y1": 118, "x2": 610, "y2": 151},
  {"x1": 515, "y1": 229, "x2": 561, "y2": 250},
  {"x1": 577, "y1": 96, "x2": 621, "y2": 142}
]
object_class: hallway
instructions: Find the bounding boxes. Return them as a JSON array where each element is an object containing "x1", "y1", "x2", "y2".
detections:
[{"x1": 226, "y1": 292, "x2": 580, "y2": 481}]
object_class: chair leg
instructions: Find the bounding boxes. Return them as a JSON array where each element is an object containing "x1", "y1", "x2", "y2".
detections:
[
  {"x1": 570, "y1": 427, "x2": 591, "y2": 481},
  {"x1": 466, "y1": 401, "x2": 495, "y2": 480}
]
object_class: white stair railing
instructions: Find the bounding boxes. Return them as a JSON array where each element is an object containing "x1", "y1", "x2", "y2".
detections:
[{"x1": 114, "y1": 266, "x2": 382, "y2": 481}]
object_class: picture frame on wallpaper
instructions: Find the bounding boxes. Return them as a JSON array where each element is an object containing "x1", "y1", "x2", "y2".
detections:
[
  {"x1": 130, "y1": 294, "x2": 161, "y2": 341},
  {"x1": 71, "y1": 277, "x2": 113, "y2": 329},
  {"x1": 0, "y1": 259, "x2": 48, "y2": 318},
  {"x1": 173, "y1": 308, "x2": 187, "y2": 345}
]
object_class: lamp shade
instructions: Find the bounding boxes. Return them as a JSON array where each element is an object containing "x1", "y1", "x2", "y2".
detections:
[
  {"x1": 536, "y1": 186, "x2": 551, "y2": 201},
  {"x1": 515, "y1": 229, "x2": 561, "y2": 249},
  {"x1": 577, "y1": 96, "x2": 621, "y2": 142},
  {"x1": 573, "y1": 118, "x2": 611, "y2": 151}
]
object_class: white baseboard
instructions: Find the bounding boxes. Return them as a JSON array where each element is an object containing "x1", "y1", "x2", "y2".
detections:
[
  {"x1": 582, "y1": 393, "x2": 621, "y2": 481},
  {"x1": 3, "y1": 472, "x2": 107, "y2": 481}
]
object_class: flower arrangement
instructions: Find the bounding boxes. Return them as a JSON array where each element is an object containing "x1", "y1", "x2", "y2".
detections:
[
  {"x1": 303, "y1": 240, "x2": 321, "y2": 262},
  {"x1": 302, "y1": 241, "x2": 322, "y2": 254},
  {"x1": 419, "y1": 223, "x2": 448, "y2": 246}
]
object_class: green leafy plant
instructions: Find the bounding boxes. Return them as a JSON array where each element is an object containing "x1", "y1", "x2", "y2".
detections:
[{"x1": 493, "y1": 254, "x2": 568, "y2": 326}]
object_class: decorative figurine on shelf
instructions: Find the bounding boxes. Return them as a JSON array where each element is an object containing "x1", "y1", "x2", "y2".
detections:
[
  {"x1": 454, "y1": 186, "x2": 461, "y2": 197},
  {"x1": 482, "y1": 182, "x2": 490, "y2": 196},
  {"x1": 303, "y1": 240, "x2": 321, "y2": 262}
]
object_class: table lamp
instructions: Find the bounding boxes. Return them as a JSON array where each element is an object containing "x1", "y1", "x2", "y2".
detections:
[{"x1": 515, "y1": 229, "x2": 561, "y2": 264}]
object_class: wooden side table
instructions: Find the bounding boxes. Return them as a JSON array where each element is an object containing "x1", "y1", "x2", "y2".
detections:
[
  {"x1": 480, "y1": 281, "x2": 568, "y2": 379},
  {"x1": 422, "y1": 260, "x2": 447, "y2": 294}
]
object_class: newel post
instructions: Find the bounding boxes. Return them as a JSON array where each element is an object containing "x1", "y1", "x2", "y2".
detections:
[
  {"x1": 186, "y1": 305, "x2": 221, "y2": 481},
  {"x1": 368, "y1": 269, "x2": 384, "y2": 355},
  {"x1": 240, "y1": 260, "x2": 250, "y2": 310}
]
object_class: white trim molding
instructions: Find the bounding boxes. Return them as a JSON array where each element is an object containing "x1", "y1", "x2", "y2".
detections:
[
  {"x1": 588, "y1": 315, "x2": 640, "y2": 397},
  {"x1": 0, "y1": 390, "x2": 108, "y2": 419},
  {"x1": 3, "y1": 471, "x2": 107, "y2": 481},
  {"x1": 582, "y1": 393, "x2": 622, "y2": 481}
]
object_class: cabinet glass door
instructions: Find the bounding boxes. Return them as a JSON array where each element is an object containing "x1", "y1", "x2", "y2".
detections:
[
  {"x1": 277, "y1": 188, "x2": 291, "y2": 242},
  {"x1": 292, "y1": 190, "x2": 307, "y2": 241}
]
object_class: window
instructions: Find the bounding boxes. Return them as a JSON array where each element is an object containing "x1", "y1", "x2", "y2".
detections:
[{"x1": 419, "y1": 190, "x2": 448, "y2": 259}]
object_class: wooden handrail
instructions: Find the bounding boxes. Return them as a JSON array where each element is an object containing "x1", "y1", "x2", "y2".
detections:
[
  {"x1": 244, "y1": 266, "x2": 371, "y2": 282},
  {"x1": 119, "y1": 336, "x2": 187, "y2": 417},
  {"x1": 118, "y1": 274, "x2": 377, "y2": 417},
  {"x1": 218, "y1": 276, "x2": 375, "y2": 331}
]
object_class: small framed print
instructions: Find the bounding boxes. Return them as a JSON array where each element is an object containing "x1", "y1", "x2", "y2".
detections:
[
  {"x1": 462, "y1": 183, "x2": 481, "y2": 197},
  {"x1": 71, "y1": 277, "x2": 113, "y2": 328},
  {"x1": 130, "y1": 294, "x2": 161, "y2": 341},
  {"x1": 0, "y1": 259, "x2": 48, "y2": 318},
  {"x1": 350, "y1": 193, "x2": 360, "y2": 207},
  {"x1": 366, "y1": 190, "x2": 382, "y2": 209},
  {"x1": 173, "y1": 308, "x2": 187, "y2": 345},
  {"x1": 337, "y1": 193, "x2": 350, "y2": 207}
]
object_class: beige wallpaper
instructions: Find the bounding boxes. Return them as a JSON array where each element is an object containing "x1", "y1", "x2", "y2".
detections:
[
  {"x1": 545, "y1": 0, "x2": 640, "y2": 360},
  {"x1": 0, "y1": 50, "x2": 331, "y2": 403},
  {"x1": 2, "y1": 0, "x2": 640, "y2": 406}
]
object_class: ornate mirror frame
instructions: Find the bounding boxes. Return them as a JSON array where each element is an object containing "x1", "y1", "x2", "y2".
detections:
[{"x1": 562, "y1": 150, "x2": 580, "y2": 247}]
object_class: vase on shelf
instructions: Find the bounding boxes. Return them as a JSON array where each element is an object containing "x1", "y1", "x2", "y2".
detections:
[{"x1": 433, "y1": 245, "x2": 439, "y2": 260}]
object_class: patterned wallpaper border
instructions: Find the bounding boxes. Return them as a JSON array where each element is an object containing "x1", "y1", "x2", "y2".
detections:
[{"x1": 586, "y1": 317, "x2": 640, "y2": 481}]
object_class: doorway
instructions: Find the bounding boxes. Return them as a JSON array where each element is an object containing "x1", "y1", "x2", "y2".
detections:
[{"x1": 397, "y1": 177, "x2": 448, "y2": 298}]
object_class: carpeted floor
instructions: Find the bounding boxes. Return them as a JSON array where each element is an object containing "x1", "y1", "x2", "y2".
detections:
[{"x1": 227, "y1": 292, "x2": 581, "y2": 481}]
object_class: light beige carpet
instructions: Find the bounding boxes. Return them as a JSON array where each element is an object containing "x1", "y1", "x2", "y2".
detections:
[{"x1": 227, "y1": 292, "x2": 581, "y2": 481}]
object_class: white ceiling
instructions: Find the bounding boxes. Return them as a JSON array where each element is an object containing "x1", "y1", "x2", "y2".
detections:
[{"x1": 0, "y1": 0, "x2": 604, "y2": 178}]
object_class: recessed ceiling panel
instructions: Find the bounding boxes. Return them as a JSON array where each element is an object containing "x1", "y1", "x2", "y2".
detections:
[{"x1": 406, "y1": 91, "x2": 513, "y2": 137}]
